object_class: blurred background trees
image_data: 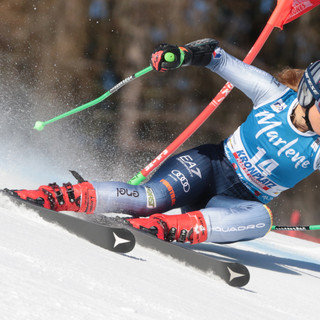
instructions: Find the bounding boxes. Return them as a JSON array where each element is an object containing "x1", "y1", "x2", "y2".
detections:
[{"x1": 1, "y1": 0, "x2": 320, "y2": 236}]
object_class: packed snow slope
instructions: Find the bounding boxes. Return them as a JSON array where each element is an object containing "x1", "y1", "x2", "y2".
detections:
[{"x1": 0, "y1": 189, "x2": 320, "y2": 320}]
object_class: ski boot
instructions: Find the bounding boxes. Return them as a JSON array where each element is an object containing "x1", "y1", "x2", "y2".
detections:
[
  {"x1": 127, "y1": 211, "x2": 208, "y2": 244},
  {"x1": 5, "y1": 171, "x2": 96, "y2": 214}
]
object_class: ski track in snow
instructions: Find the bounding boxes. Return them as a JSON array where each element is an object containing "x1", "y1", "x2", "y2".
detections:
[
  {"x1": 0, "y1": 140, "x2": 319, "y2": 319},
  {"x1": 0, "y1": 191, "x2": 320, "y2": 320}
]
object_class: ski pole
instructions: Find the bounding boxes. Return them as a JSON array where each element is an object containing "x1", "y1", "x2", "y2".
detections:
[
  {"x1": 33, "y1": 66, "x2": 153, "y2": 131},
  {"x1": 272, "y1": 225, "x2": 320, "y2": 231},
  {"x1": 128, "y1": 0, "x2": 295, "y2": 185}
]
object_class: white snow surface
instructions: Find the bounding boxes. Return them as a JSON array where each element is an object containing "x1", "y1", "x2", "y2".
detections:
[{"x1": 0, "y1": 189, "x2": 320, "y2": 320}]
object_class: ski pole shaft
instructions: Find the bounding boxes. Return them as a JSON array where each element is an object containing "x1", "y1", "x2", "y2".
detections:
[
  {"x1": 128, "y1": 1, "x2": 291, "y2": 185},
  {"x1": 272, "y1": 225, "x2": 320, "y2": 231},
  {"x1": 33, "y1": 66, "x2": 153, "y2": 131}
]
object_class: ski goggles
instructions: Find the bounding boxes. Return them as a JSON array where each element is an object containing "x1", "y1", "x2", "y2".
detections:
[{"x1": 298, "y1": 60, "x2": 320, "y2": 111}]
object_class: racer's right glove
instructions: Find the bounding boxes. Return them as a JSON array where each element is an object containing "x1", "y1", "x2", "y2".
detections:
[{"x1": 150, "y1": 38, "x2": 219, "y2": 72}]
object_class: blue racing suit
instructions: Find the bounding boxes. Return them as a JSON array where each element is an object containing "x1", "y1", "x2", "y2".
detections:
[{"x1": 91, "y1": 47, "x2": 320, "y2": 243}]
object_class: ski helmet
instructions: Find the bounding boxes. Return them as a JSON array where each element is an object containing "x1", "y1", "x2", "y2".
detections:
[{"x1": 297, "y1": 60, "x2": 320, "y2": 111}]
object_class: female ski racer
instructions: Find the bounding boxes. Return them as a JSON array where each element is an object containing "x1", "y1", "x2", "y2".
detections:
[{"x1": 8, "y1": 39, "x2": 320, "y2": 245}]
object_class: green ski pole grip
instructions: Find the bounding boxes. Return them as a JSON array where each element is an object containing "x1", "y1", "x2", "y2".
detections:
[{"x1": 164, "y1": 52, "x2": 176, "y2": 62}]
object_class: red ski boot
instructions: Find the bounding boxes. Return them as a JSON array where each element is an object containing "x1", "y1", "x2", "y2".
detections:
[
  {"x1": 127, "y1": 211, "x2": 208, "y2": 244},
  {"x1": 7, "y1": 173, "x2": 96, "y2": 214}
]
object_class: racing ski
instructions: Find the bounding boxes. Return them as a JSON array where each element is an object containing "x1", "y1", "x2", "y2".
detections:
[
  {"x1": 1, "y1": 190, "x2": 135, "y2": 254},
  {"x1": 2, "y1": 190, "x2": 249, "y2": 287},
  {"x1": 96, "y1": 216, "x2": 250, "y2": 287}
]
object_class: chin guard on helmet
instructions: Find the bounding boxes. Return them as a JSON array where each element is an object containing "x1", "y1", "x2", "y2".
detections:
[{"x1": 297, "y1": 60, "x2": 320, "y2": 111}]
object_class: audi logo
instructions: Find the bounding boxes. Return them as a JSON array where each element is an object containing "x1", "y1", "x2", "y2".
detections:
[{"x1": 171, "y1": 170, "x2": 190, "y2": 193}]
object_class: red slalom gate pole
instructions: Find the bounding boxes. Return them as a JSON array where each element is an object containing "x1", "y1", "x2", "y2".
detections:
[{"x1": 128, "y1": 0, "x2": 298, "y2": 185}]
